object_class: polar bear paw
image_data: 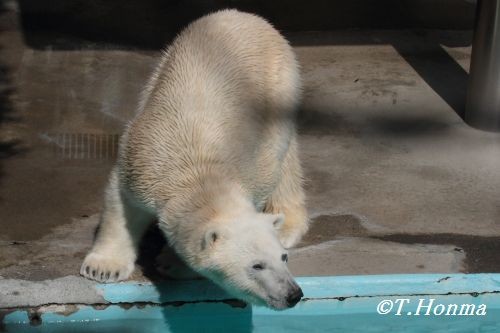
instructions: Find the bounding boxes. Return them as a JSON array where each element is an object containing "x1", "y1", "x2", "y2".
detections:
[{"x1": 80, "y1": 252, "x2": 135, "y2": 283}]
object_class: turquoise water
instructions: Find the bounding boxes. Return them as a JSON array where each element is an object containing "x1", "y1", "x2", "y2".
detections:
[
  {"x1": 5, "y1": 314, "x2": 500, "y2": 333},
  {"x1": 3, "y1": 275, "x2": 500, "y2": 332},
  {"x1": 5, "y1": 296, "x2": 500, "y2": 332}
]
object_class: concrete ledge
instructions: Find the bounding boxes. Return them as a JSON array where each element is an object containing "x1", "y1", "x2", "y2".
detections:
[{"x1": 2, "y1": 274, "x2": 499, "y2": 308}]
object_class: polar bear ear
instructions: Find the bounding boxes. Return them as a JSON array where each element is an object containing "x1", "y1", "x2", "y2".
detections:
[
  {"x1": 269, "y1": 213, "x2": 285, "y2": 229},
  {"x1": 201, "y1": 228, "x2": 219, "y2": 250}
]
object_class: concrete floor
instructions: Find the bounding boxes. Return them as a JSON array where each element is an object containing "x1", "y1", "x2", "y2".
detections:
[{"x1": 1, "y1": 3, "x2": 500, "y2": 307}]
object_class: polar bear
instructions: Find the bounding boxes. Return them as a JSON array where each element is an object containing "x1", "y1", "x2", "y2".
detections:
[{"x1": 80, "y1": 9, "x2": 308, "y2": 309}]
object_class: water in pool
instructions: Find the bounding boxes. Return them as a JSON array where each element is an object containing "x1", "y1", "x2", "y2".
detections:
[{"x1": 4, "y1": 295, "x2": 500, "y2": 333}]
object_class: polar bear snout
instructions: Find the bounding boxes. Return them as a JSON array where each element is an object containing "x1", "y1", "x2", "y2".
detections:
[
  {"x1": 286, "y1": 285, "x2": 303, "y2": 308},
  {"x1": 256, "y1": 267, "x2": 303, "y2": 310}
]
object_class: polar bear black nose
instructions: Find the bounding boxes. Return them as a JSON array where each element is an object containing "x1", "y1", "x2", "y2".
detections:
[{"x1": 286, "y1": 287, "x2": 303, "y2": 307}]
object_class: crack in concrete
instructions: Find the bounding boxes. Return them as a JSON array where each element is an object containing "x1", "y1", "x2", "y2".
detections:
[{"x1": 302, "y1": 290, "x2": 500, "y2": 302}]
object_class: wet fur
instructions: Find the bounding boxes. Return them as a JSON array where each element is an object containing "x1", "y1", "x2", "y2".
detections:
[{"x1": 81, "y1": 9, "x2": 307, "y2": 308}]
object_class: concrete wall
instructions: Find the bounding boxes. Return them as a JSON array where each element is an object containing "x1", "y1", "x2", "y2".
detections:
[{"x1": 17, "y1": 0, "x2": 476, "y2": 49}]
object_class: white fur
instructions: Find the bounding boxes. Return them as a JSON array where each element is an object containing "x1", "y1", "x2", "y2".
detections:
[{"x1": 81, "y1": 9, "x2": 307, "y2": 309}]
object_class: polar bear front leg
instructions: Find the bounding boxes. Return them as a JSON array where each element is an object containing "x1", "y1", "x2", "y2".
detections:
[
  {"x1": 80, "y1": 168, "x2": 153, "y2": 282},
  {"x1": 265, "y1": 136, "x2": 309, "y2": 248}
]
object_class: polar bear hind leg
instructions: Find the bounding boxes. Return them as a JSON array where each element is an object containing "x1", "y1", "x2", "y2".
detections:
[{"x1": 264, "y1": 136, "x2": 308, "y2": 249}]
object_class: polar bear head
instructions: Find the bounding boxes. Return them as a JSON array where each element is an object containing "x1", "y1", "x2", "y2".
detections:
[{"x1": 171, "y1": 211, "x2": 303, "y2": 310}]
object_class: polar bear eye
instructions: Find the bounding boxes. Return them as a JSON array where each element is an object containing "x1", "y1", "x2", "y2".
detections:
[
  {"x1": 281, "y1": 254, "x2": 288, "y2": 262},
  {"x1": 252, "y1": 263, "x2": 265, "y2": 270}
]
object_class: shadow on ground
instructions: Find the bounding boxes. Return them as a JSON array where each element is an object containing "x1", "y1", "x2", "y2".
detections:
[
  {"x1": 392, "y1": 38, "x2": 469, "y2": 119},
  {"x1": 299, "y1": 214, "x2": 500, "y2": 273},
  {"x1": 0, "y1": 49, "x2": 25, "y2": 200}
]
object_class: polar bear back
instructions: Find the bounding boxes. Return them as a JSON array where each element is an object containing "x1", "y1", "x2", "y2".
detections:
[
  {"x1": 121, "y1": 10, "x2": 301, "y2": 208},
  {"x1": 145, "y1": 10, "x2": 300, "y2": 113}
]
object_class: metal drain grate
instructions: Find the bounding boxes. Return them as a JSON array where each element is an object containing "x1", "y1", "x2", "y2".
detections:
[{"x1": 50, "y1": 133, "x2": 120, "y2": 160}]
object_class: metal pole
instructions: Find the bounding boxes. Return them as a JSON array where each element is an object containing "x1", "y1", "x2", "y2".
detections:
[{"x1": 465, "y1": 0, "x2": 500, "y2": 131}]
